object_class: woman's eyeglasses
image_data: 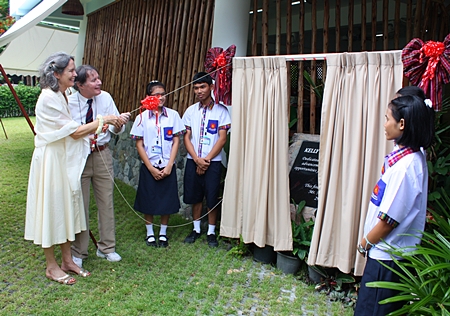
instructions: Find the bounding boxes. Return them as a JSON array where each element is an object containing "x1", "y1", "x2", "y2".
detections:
[{"x1": 151, "y1": 93, "x2": 166, "y2": 97}]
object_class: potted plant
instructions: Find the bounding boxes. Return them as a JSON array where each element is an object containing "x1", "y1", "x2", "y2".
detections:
[{"x1": 277, "y1": 200, "x2": 314, "y2": 274}]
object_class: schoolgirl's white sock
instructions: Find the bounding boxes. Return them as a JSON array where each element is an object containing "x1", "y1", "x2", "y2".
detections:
[
  {"x1": 193, "y1": 220, "x2": 201, "y2": 233},
  {"x1": 146, "y1": 224, "x2": 154, "y2": 237},
  {"x1": 160, "y1": 224, "x2": 168, "y2": 236},
  {"x1": 207, "y1": 224, "x2": 216, "y2": 235}
]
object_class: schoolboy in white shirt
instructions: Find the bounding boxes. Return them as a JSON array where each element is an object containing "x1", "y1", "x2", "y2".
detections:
[{"x1": 182, "y1": 72, "x2": 231, "y2": 247}]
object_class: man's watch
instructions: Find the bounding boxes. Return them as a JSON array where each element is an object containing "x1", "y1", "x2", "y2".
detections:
[{"x1": 357, "y1": 243, "x2": 367, "y2": 257}]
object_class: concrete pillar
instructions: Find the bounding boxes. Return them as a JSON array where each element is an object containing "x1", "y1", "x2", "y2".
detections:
[
  {"x1": 75, "y1": 0, "x2": 115, "y2": 67},
  {"x1": 75, "y1": 13, "x2": 87, "y2": 67},
  {"x1": 211, "y1": 0, "x2": 251, "y2": 57}
]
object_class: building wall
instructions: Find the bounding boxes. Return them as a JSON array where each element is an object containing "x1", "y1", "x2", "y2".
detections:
[
  {"x1": 83, "y1": 0, "x2": 449, "y2": 198},
  {"x1": 83, "y1": 0, "x2": 215, "y2": 117},
  {"x1": 248, "y1": 0, "x2": 449, "y2": 56}
]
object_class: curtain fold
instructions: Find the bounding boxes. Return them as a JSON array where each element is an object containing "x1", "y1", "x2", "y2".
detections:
[
  {"x1": 308, "y1": 51, "x2": 403, "y2": 275},
  {"x1": 220, "y1": 56, "x2": 292, "y2": 251}
]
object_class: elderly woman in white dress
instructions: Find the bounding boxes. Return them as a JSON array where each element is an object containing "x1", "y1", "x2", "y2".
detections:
[{"x1": 24, "y1": 52, "x2": 122, "y2": 285}]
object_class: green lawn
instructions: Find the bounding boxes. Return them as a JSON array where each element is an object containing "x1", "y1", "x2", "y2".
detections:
[{"x1": 0, "y1": 117, "x2": 353, "y2": 315}]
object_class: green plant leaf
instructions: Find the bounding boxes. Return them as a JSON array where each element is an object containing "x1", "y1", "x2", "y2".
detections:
[
  {"x1": 429, "y1": 191, "x2": 442, "y2": 201},
  {"x1": 297, "y1": 249, "x2": 307, "y2": 260},
  {"x1": 308, "y1": 265, "x2": 328, "y2": 278},
  {"x1": 303, "y1": 71, "x2": 323, "y2": 99},
  {"x1": 428, "y1": 160, "x2": 435, "y2": 174},
  {"x1": 289, "y1": 117, "x2": 298, "y2": 128},
  {"x1": 296, "y1": 200, "x2": 306, "y2": 215},
  {"x1": 335, "y1": 273, "x2": 355, "y2": 283}
]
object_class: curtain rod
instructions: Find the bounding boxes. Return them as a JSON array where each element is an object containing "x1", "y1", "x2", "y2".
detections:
[
  {"x1": 234, "y1": 53, "x2": 330, "y2": 61},
  {"x1": 283, "y1": 53, "x2": 329, "y2": 61},
  {"x1": 283, "y1": 50, "x2": 401, "y2": 61}
]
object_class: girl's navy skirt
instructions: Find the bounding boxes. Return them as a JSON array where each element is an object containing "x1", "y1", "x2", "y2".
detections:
[{"x1": 134, "y1": 163, "x2": 180, "y2": 215}]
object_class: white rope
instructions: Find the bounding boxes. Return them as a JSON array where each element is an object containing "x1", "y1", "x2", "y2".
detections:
[
  {"x1": 96, "y1": 146, "x2": 222, "y2": 228},
  {"x1": 95, "y1": 62, "x2": 232, "y2": 227},
  {"x1": 129, "y1": 62, "x2": 232, "y2": 115}
]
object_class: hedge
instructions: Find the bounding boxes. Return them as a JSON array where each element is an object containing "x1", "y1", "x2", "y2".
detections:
[{"x1": 0, "y1": 84, "x2": 40, "y2": 117}]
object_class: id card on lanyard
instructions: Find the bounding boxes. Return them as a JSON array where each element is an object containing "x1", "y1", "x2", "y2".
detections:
[
  {"x1": 200, "y1": 136, "x2": 211, "y2": 145},
  {"x1": 152, "y1": 111, "x2": 163, "y2": 155}
]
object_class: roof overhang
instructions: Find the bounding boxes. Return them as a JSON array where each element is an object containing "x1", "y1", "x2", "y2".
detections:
[{"x1": 0, "y1": 0, "x2": 67, "y2": 47}]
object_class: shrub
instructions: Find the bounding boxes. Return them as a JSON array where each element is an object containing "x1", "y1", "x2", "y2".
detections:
[
  {"x1": 292, "y1": 200, "x2": 314, "y2": 260},
  {"x1": 0, "y1": 84, "x2": 40, "y2": 117},
  {"x1": 427, "y1": 97, "x2": 450, "y2": 205}
]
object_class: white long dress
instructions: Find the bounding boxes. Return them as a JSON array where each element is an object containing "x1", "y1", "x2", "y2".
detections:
[{"x1": 25, "y1": 88, "x2": 88, "y2": 248}]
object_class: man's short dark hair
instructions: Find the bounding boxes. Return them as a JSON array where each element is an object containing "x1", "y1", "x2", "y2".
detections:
[
  {"x1": 192, "y1": 72, "x2": 213, "y2": 85},
  {"x1": 73, "y1": 65, "x2": 99, "y2": 91}
]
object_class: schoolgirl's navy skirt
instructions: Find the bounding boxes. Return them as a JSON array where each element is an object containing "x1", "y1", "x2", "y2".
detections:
[
  {"x1": 354, "y1": 257, "x2": 405, "y2": 315},
  {"x1": 134, "y1": 163, "x2": 180, "y2": 215}
]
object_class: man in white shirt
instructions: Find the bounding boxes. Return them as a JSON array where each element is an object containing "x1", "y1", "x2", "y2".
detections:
[{"x1": 68, "y1": 65, "x2": 130, "y2": 268}]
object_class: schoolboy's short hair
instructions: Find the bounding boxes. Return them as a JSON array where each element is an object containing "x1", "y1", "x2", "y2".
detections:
[
  {"x1": 389, "y1": 95, "x2": 435, "y2": 150},
  {"x1": 192, "y1": 72, "x2": 213, "y2": 85}
]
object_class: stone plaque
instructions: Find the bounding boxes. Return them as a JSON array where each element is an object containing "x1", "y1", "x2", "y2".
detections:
[{"x1": 289, "y1": 140, "x2": 319, "y2": 208}]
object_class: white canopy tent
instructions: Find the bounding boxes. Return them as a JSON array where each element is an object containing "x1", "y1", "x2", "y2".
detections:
[
  {"x1": 0, "y1": 0, "x2": 77, "y2": 76},
  {"x1": 0, "y1": 24, "x2": 78, "y2": 76}
]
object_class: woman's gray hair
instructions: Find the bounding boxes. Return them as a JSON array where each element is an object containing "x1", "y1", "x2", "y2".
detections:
[{"x1": 38, "y1": 52, "x2": 74, "y2": 92}]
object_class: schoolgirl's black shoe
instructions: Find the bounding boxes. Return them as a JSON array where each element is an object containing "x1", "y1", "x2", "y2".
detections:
[
  {"x1": 145, "y1": 235, "x2": 157, "y2": 247},
  {"x1": 158, "y1": 235, "x2": 169, "y2": 248}
]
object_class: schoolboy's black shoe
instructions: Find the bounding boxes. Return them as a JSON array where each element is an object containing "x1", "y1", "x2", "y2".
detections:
[
  {"x1": 158, "y1": 235, "x2": 169, "y2": 248},
  {"x1": 207, "y1": 234, "x2": 218, "y2": 247},
  {"x1": 184, "y1": 230, "x2": 201, "y2": 243},
  {"x1": 145, "y1": 235, "x2": 157, "y2": 247}
]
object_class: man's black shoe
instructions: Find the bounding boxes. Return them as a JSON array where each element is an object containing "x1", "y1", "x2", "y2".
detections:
[
  {"x1": 184, "y1": 230, "x2": 201, "y2": 243},
  {"x1": 207, "y1": 234, "x2": 218, "y2": 247}
]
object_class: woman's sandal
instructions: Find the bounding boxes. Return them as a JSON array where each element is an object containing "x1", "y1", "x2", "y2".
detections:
[
  {"x1": 64, "y1": 268, "x2": 91, "y2": 277},
  {"x1": 49, "y1": 274, "x2": 77, "y2": 285},
  {"x1": 145, "y1": 235, "x2": 157, "y2": 247}
]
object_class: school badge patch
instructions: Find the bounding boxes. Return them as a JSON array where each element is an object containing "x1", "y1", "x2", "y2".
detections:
[
  {"x1": 370, "y1": 178, "x2": 386, "y2": 206},
  {"x1": 164, "y1": 127, "x2": 173, "y2": 141},
  {"x1": 207, "y1": 120, "x2": 219, "y2": 134}
]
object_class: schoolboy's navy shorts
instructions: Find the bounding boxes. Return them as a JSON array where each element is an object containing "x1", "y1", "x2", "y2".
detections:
[{"x1": 183, "y1": 159, "x2": 222, "y2": 209}]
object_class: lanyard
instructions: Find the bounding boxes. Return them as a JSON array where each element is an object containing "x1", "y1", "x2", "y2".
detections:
[{"x1": 198, "y1": 106, "x2": 207, "y2": 157}]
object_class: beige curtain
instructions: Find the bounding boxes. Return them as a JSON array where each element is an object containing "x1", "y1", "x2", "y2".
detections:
[
  {"x1": 307, "y1": 51, "x2": 403, "y2": 275},
  {"x1": 220, "y1": 57, "x2": 292, "y2": 251}
]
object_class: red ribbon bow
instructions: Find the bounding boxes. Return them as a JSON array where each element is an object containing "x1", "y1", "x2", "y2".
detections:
[
  {"x1": 213, "y1": 52, "x2": 227, "y2": 68},
  {"x1": 205, "y1": 45, "x2": 236, "y2": 105},
  {"x1": 140, "y1": 95, "x2": 160, "y2": 111},
  {"x1": 402, "y1": 34, "x2": 450, "y2": 111},
  {"x1": 137, "y1": 95, "x2": 160, "y2": 126}
]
